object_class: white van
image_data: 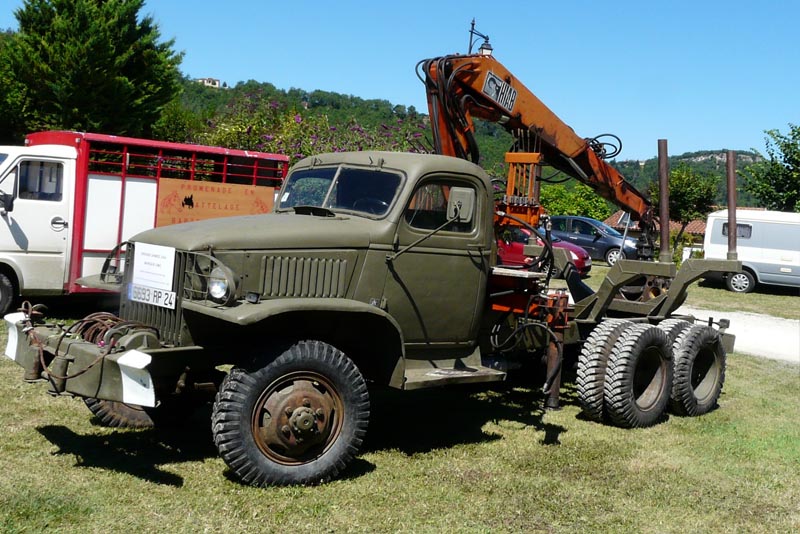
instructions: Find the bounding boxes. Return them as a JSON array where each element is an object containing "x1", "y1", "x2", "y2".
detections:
[
  {"x1": 703, "y1": 209, "x2": 800, "y2": 293},
  {"x1": 0, "y1": 131, "x2": 288, "y2": 314}
]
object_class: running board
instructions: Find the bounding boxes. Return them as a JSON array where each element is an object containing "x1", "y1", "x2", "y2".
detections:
[{"x1": 403, "y1": 366, "x2": 506, "y2": 390}]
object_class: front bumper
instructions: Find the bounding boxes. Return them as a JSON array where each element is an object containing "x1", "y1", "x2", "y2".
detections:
[{"x1": 4, "y1": 312, "x2": 156, "y2": 407}]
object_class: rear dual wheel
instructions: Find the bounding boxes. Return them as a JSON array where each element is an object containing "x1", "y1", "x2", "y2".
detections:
[
  {"x1": 669, "y1": 325, "x2": 726, "y2": 416},
  {"x1": 576, "y1": 319, "x2": 630, "y2": 422},
  {"x1": 604, "y1": 324, "x2": 673, "y2": 428}
]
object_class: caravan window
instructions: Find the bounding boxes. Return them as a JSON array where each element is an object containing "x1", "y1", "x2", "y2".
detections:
[{"x1": 722, "y1": 222, "x2": 752, "y2": 239}]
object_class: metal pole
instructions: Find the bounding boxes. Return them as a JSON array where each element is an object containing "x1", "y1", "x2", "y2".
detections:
[
  {"x1": 726, "y1": 150, "x2": 738, "y2": 260},
  {"x1": 658, "y1": 140, "x2": 672, "y2": 263}
]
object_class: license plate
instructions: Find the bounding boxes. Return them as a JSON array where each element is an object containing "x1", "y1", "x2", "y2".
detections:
[{"x1": 128, "y1": 283, "x2": 176, "y2": 309}]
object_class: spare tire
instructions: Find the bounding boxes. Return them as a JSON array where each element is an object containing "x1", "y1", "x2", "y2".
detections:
[
  {"x1": 669, "y1": 325, "x2": 726, "y2": 416},
  {"x1": 604, "y1": 324, "x2": 672, "y2": 428},
  {"x1": 84, "y1": 398, "x2": 155, "y2": 428}
]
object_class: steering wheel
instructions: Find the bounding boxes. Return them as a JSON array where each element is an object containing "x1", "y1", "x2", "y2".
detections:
[{"x1": 352, "y1": 197, "x2": 389, "y2": 215}]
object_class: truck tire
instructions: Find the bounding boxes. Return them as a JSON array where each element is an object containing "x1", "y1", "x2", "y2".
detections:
[
  {"x1": 669, "y1": 325, "x2": 726, "y2": 416},
  {"x1": 84, "y1": 397, "x2": 196, "y2": 428},
  {"x1": 211, "y1": 340, "x2": 369, "y2": 486},
  {"x1": 657, "y1": 318, "x2": 692, "y2": 348},
  {"x1": 604, "y1": 324, "x2": 672, "y2": 428},
  {"x1": 576, "y1": 319, "x2": 630, "y2": 422},
  {"x1": 84, "y1": 398, "x2": 155, "y2": 428},
  {"x1": 726, "y1": 270, "x2": 755, "y2": 293},
  {"x1": 0, "y1": 272, "x2": 17, "y2": 315}
]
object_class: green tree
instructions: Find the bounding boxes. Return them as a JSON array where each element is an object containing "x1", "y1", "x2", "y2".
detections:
[
  {"x1": 540, "y1": 182, "x2": 613, "y2": 221},
  {"x1": 743, "y1": 125, "x2": 800, "y2": 212},
  {"x1": 5, "y1": 0, "x2": 182, "y2": 137},
  {"x1": 650, "y1": 164, "x2": 717, "y2": 252},
  {"x1": 0, "y1": 29, "x2": 27, "y2": 143}
]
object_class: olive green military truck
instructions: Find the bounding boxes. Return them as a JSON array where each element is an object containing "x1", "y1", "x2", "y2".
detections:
[{"x1": 5, "y1": 150, "x2": 739, "y2": 486}]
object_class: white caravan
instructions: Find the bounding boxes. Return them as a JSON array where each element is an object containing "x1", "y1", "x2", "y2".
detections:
[{"x1": 703, "y1": 209, "x2": 800, "y2": 293}]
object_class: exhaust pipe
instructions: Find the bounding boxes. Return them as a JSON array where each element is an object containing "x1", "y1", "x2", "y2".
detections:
[
  {"x1": 726, "y1": 150, "x2": 738, "y2": 260},
  {"x1": 658, "y1": 140, "x2": 672, "y2": 263}
]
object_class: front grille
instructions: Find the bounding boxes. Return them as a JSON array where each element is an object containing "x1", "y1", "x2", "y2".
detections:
[
  {"x1": 119, "y1": 246, "x2": 188, "y2": 346},
  {"x1": 261, "y1": 256, "x2": 349, "y2": 298}
]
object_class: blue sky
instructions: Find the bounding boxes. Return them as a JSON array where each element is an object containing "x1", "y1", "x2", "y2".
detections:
[{"x1": 2, "y1": 0, "x2": 798, "y2": 160}]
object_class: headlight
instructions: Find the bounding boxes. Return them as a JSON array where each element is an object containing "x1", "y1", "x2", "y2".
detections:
[
  {"x1": 208, "y1": 266, "x2": 236, "y2": 305},
  {"x1": 569, "y1": 250, "x2": 579, "y2": 261}
]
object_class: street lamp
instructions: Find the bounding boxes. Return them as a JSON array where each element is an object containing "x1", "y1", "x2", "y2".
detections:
[{"x1": 468, "y1": 19, "x2": 493, "y2": 56}]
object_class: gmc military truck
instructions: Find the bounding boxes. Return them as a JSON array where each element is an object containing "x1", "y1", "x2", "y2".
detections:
[{"x1": 5, "y1": 150, "x2": 739, "y2": 486}]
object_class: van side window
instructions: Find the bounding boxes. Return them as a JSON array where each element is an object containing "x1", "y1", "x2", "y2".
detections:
[
  {"x1": 19, "y1": 161, "x2": 63, "y2": 202},
  {"x1": 722, "y1": 223, "x2": 752, "y2": 239}
]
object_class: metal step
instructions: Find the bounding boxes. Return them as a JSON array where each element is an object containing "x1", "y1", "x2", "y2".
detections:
[{"x1": 403, "y1": 365, "x2": 506, "y2": 390}]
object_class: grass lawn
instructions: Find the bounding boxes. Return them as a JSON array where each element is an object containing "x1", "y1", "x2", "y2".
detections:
[{"x1": 1, "y1": 319, "x2": 798, "y2": 533}]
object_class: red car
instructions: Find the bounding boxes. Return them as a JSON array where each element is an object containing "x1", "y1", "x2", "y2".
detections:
[{"x1": 497, "y1": 226, "x2": 592, "y2": 277}]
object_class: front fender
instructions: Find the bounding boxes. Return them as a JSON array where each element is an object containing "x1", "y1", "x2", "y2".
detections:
[
  {"x1": 182, "y1": 298, "x2": 407, "y2": 387},
  {"x1": 182, "y1": 298, "x2": 402, "y2": 333}
]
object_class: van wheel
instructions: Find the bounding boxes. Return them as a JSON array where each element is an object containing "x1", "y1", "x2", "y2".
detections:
[
  {"x1": 726, "y1": 271, "x2": 755, "y2": 293},
  {"x1": 605, "y1": 248, "x2": 623, "y2": 266},
  {"x1": 212, "y1": 340, "x2": 369, "y2": 486},
  {"x1": 0, "y1": 273, "x2": 17, "y2": 315}
]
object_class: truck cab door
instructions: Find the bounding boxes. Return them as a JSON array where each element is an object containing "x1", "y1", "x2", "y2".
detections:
[
  {"x1": 382, "y1": 177, "x2": 490, "y2": 346},
  {"x1": 0, "y1": 158, "x2": 73, "y2": 292}
]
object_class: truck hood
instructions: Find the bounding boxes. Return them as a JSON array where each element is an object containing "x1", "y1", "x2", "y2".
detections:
[{"x1": 131, "y1": 212, "x2": 376, "y2": 251}]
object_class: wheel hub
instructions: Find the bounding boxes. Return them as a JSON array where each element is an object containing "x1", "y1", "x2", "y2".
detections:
[{"x1": 253, "y1": 375, "x2": 341, "y2": 463}]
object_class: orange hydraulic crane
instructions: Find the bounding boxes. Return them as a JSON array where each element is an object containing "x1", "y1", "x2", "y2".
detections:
[{"x1": 419, "y1": 40, "x2": 656, "y2": 259}]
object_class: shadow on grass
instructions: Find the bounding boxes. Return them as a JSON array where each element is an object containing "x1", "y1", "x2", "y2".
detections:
[
  {"x1": 363, "y1": 366, "x2": 573, "y2": 455},
  {"x1": 36, "y1": 416, "x2": 216, "y2": 487},
  {"x1": 32, "y1": 361, "x2": 581, "y2": 486}
]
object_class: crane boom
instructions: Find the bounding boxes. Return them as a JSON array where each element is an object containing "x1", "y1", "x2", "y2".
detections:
[{"x1": 420, "y1": 53, "x2": 656, "y2": 256}]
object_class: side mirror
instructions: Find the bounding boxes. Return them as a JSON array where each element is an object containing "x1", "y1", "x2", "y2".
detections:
[
  {"x1": 447, "y1": 187, "x2": 475, "y2": 224},
  {"x1": 0, "y1": 191, "x2": 14, "y2": 214}
]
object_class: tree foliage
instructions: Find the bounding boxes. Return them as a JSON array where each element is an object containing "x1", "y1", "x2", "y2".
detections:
[
  {"x1": 743, "y1": 124, "x2": 800, "y2": 212},
  {"x1": 539, "y1": 182, "x2": 613, "y2": 221},
  {"x1": 3, "y1": 0, "x2": 182, "y2": 138},
  {"x1": 191, "y1": 89, "x2": 428, "y2": 165},
  {"x1": 650, "y1": 163, "x2": 717, "y2": 251}
]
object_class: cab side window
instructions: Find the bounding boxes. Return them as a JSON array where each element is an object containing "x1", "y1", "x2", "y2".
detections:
[
  {"x1": 19, "y1": 161, "x2": 63, "y2": 201},
  {"x1": 405, "y1": 181, "x2": 474, "y2": 233}
]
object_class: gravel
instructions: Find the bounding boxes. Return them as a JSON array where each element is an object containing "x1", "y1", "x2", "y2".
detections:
[{"x1": 677, "y1": 305, "x2": 800, "y2": 364}]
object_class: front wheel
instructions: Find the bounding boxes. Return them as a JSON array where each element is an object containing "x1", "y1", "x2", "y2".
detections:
[
  {"x1": 212, "y1": 340, "x2": 370, "y2": 486},
  {"x1": 726, "y1": 271, "x2": 755, "y2": 293},
  {"x1": 605, "y1": 248, "x2": 623, "y2": 266}
]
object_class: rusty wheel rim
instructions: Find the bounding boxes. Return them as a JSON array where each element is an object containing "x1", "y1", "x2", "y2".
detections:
[{"x1": 251, "y1": 371, "x2": 344, "y2": 465}]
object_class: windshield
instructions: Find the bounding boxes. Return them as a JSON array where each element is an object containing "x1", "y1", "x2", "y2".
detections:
[
  {"x1": 0, "y1": 154, "x2": 7, "y2": 165},
  {"x1": 278, "y1": 166, "x2": 402, "y2": 217}
]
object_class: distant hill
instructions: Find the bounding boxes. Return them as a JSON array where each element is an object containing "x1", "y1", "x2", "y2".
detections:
[{"x1": 611, "y1": 150, "x2": 762, "y2": 206}]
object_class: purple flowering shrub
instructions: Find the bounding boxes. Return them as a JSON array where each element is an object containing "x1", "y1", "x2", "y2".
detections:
[{"x1": 197, "y1": 93, "x2": 430, "y2": 165}]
